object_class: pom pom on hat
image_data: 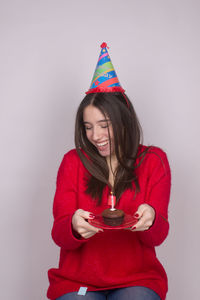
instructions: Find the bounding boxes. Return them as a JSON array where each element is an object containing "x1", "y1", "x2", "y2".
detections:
[
  {"x1": 86, "y1": 42, "x2": 125, "y2": 94},
  {"x1": 101, "y1": 42, "x2": 108, "y2": 49}
]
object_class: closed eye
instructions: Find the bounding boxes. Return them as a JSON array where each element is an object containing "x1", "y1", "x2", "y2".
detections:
[
  {"x1": 85, "y1": 126, "x2": 92, "y2": 130},
  {"x1": 99, "y1": 120, "x2": 111, "y2": 129}
]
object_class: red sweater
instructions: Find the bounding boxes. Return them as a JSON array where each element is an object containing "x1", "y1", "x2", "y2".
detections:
[{"x1": 47, "y1": 146, "x2": 171, "y2": 300}]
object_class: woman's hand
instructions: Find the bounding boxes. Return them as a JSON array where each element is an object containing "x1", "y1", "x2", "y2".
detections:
[
  {"x1": 72, "y1": 209, "x2": 103, "y2": 239},
  {"x1": 130, "y1": 204, "x2": 156, "y2": 232}
]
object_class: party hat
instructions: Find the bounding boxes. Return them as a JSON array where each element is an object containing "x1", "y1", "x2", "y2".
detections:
[{"x1": 86, "y1": 42, "x2": 125, "y2": 94}]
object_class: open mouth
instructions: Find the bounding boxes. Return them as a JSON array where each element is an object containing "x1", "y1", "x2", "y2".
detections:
[
  {"x1": 96, "y1": 140, "x2": 109, "y2": 152},
  {"x1": 96, "y1": 141, "x2": 109, "y2": 147}
]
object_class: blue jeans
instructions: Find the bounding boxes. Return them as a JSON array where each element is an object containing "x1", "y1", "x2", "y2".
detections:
[{"x1": 56, "y1": 286, "x2": 161, "y2": 300}]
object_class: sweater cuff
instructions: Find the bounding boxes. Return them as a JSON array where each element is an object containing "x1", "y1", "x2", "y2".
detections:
[
  {"x1": 68, "y1": 213, "x2": 88, "y2": 245},
  {"x1": 52, "y1": 214, "x2": 88, "y2": 250},
  {"x1": 137, "y1": 211, "x2": 169, "y2": 247}
]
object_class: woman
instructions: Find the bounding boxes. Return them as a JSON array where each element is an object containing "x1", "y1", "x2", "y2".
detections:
[
  {"x1": 47, "y1": 43, "x2": 171, "y2": 300},
  {"x1": 47, "y1": 91, "x2": 171, "y2": 300}
]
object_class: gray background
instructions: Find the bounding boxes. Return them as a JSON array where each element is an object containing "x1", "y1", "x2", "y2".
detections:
[{"x1": 1, "y1": 0, "x2": 199, "y2": 299}]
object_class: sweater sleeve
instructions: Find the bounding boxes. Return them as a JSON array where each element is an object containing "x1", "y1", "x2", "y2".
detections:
[
  {"x1": 137, "y1": 148, "x2": 171, "y2": 247},
  {"x1": 51, "y1": 150, "x2": 88, "y2": 250}
]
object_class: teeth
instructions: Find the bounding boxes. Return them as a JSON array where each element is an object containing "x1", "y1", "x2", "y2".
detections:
[{"x1": 97, "y1": 141, "x2": 108, "y2": 147}]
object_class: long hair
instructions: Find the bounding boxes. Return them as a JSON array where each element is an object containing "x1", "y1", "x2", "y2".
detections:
[{"x1": 75, "y1": 92, "x2": 143, "y2": 205}]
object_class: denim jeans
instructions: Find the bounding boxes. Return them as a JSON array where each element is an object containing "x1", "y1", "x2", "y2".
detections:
[{"x1": 56, "y1": 286, "x2": 161, "y2": 300}]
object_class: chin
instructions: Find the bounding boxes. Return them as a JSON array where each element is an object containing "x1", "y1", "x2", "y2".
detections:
[{"x1": 98, "y1": 151, "x2": 110, "y2": 157}]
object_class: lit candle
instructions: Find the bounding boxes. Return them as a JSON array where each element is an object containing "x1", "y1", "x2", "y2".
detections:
[{"x1": 108, "y1": 192, "x2": 116, "y2": 211}]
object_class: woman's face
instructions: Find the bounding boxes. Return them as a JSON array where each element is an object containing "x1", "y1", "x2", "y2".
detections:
[{"x1": 83, "y1": 105, "x2": 115, "y2": 158}]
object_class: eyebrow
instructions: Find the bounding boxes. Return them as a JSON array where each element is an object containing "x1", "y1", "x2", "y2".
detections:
[{"x1": 83, "y1": 119, "x2": 110, "y2": 124}]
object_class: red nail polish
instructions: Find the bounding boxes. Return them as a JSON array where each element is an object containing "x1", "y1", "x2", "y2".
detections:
[
  {"x1": 134, "y1": 213, "x2": 139, "y2": 218},
  {"x1": 89, "y1": 214, "x2": 95, "y2": 219},
  {"x1": 132, "y1": 226, "x2": 136, "y2": 230}
]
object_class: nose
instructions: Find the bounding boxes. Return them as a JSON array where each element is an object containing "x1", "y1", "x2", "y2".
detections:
[{"x1": 92, "y1": 126, "x2": 102, "y2": 141}]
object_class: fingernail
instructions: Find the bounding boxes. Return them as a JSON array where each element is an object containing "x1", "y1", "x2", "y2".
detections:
[
  {"x1": 89, "y1": 214, "x2": 95, "y2": 219},
  {"x1": 134, "y1": 213, "x2": 139, "y2": 218},
  {"x1": 132, "y1": 226, "x2": 136, "y2": 230}
]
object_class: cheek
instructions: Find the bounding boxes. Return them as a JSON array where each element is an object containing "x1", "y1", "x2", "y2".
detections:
[{"x1": 86, "y1": 131, "x2": 92, "y2": 142}]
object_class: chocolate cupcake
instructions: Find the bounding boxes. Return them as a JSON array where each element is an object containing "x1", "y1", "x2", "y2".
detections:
[{"x1": 102, "y1": 208, "x2": 125, "y2": 226}]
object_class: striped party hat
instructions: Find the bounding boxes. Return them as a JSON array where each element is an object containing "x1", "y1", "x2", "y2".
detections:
[{"x1": 86, "y1": 42, "x2": 125, "y2": 94}]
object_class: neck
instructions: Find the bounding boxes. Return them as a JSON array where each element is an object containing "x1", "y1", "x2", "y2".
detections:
[
  {"x1": 106, "y1": 154, "x2": 118, "y2": 188},
  {"x1": 106, "y1": 154, "x2": 118, "y2": 170}
]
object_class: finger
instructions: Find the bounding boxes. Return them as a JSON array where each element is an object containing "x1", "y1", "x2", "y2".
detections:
[
  {"x1": 131, "y1": 215, "x2": 153, "y2": 231},
  {"x1": 77, "y1": 217, "x2": 103, "y2": 233},
  {"x1": 124, "y1": 227, "x2": 134, "y2": 231},
  {"x1": 131, "y1": 214, "x2": 147, "y2": 231},
  {"x1": 79, "y1": 226, "x2": 103, "y2": 238},
  {"x1": 82, "y1": 230, "x2": 102, "y2": 239},
  {"x1": 83, "y1": 221, "x2": 103, "y2": 233},
  {"x1": 76, "y1": 209, "x2": 96, "y2": 221},
  {"x1": 82, "y1": 232, "x2": 94, "y2": 239},
  {"x1": 134, "y1": 204, "x2": 147, "y2": 219}
]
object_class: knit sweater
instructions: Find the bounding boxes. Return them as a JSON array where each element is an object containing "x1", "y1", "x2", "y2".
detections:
[{"x1": 47, "y1": 145, "x2": 171, "y2": 300}]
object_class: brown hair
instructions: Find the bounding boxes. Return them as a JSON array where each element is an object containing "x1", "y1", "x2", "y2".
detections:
[{"x1": 75, "y1": 92, "x2": 144, "y2": 205}]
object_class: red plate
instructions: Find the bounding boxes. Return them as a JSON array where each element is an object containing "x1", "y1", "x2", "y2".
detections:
[{"x1": 88, "y1": 214, "x2": 138, "y2": 230}]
